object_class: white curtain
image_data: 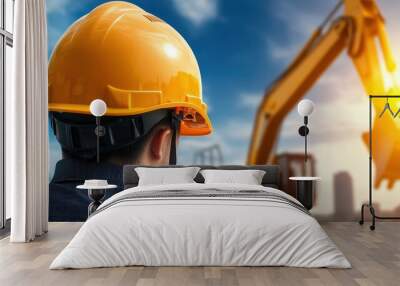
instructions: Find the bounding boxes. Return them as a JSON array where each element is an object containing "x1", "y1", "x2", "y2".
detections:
[{"x1": 7, "y1": 0, "x2": 49, "y2": 242}]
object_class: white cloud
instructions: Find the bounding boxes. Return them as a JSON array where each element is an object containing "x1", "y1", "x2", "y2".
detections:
[
  {"x1": 265, "y1": 1, "x2": 332, "y2": 63},
  {"x1": 46, "y1": 0, "x2": 69, "y2": 14},
  {"x1": 266, "y1": 39, "x2": 300, "y2": 62},
  {"x1": 278, "y1": 53, "x2": 368, "y2": 148},
  {"x1": 46, "y1": 0, "x2": 82, "y2": 55},
  {"x1": 172, "y1": 0, "x2": 218, "y2": 26},
  {"x1": 272, "y1": 1, "x2": 324, "y2": 37},
  {"x1": 178, "y1": 119, "x2": 252, "y2": 165},
  {"x1": 239, "y1": 92, "x2": 263, "y2": 109},
  {"x1": 219, "y1": 120, "x2": 253, "y2": 141}
]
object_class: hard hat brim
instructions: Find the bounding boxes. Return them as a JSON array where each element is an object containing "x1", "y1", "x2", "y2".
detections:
[{"x1": 49, "y1": 101, "x2": 212, "y2": 136}]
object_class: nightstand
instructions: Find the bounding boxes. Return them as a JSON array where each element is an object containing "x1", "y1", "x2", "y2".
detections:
[
  {"x1": 77, "y1": 181, "x2": 117, "y2": 217},
  {"x1": 289, "y1": 177, "x2": 321, "y2": 210}
]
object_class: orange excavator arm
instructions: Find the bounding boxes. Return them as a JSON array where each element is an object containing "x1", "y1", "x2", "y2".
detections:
[{"x1": 247, "y1": 0, "x2": 400, "y2": 188}]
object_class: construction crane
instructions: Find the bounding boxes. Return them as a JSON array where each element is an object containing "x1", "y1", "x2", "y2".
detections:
[{"x1": 247, "y1": 0, "x2": 400, "y2": 189}]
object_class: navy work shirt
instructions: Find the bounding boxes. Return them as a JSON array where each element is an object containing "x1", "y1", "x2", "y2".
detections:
[{"x1": 49, "y1": 158, "x2": 123, "y2": 221}]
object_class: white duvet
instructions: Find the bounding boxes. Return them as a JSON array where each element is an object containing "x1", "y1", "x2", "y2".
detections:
[{"x1": 50, "y1": 183, "x2": 350, "y2": 269}]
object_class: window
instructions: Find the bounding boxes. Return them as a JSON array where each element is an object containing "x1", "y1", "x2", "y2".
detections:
[{"x1": 0, "y1": 0, "x2": 14, "y2": 230}]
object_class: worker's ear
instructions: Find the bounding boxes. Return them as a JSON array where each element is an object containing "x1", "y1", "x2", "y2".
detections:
[{"x1": 149, "y1": 127, "x2": 172, "y2": 165}]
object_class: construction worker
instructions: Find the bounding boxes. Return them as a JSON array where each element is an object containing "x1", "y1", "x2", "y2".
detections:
[{"x1": 48, "y1": 1, "x2": 212, "y2": 221}]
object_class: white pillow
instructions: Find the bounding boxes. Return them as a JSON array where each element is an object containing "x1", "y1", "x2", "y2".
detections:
[
  {"x1": 135, "y1": 167, "x2": 200, "y2": 186},
  {"x1": 200, "y1": 169, "x2": 266, "y2": 185}
]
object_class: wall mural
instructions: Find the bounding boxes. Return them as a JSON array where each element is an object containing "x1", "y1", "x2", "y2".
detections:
[{"x1": 47, "y1": 0, "x2": 400, "y2": 221}]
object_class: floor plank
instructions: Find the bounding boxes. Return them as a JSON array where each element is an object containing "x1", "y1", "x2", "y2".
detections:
[{"x1": 0, "y1": 222, "x2": 399, "y2": 286}]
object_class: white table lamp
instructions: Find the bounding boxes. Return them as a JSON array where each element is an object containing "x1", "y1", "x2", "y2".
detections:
[
  {"x1": 297, "y1": 99, "x2": 315, "y2": 163},
  {"x1": 90, "y1": 99, "x2": 107, "y2": 163}
]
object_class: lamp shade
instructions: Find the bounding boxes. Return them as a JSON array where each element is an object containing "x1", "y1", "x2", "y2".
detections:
[
  {"x1": 297, "y1": 99, "x2": 315, "y2": 116},
  {"x1": 90, "y1": 99, "x2": 107, "y2": 117}
]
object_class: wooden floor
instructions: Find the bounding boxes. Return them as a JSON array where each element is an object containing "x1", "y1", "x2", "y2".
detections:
[{"x1": 0, "y1": 222, "x2": 399, "y2": 286}]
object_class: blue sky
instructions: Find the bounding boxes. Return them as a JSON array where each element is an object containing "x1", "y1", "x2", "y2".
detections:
[
  {"x1": 47, "y1": 0, "x2": 336, "y2": 120},
  {"x1": 47, "y1": 0, "x2": 339, "y2": 167}
]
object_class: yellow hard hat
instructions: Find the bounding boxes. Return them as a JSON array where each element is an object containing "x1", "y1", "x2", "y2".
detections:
[{"x1": 48, "y1": 1, "x2": 212, "y2": 136}]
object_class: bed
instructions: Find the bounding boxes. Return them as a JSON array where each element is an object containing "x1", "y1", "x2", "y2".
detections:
[{"x1": 50, "y1": 165, "x2": 350, "y2": 269}]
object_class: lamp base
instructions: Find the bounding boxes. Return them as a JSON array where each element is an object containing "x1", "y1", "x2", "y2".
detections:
[
  {"x1": 295, "y1": 180, "x2": 314, "y2": 210},
  {"x1": 298, "y1": 125, "x2": 309, "y2": 136}
]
